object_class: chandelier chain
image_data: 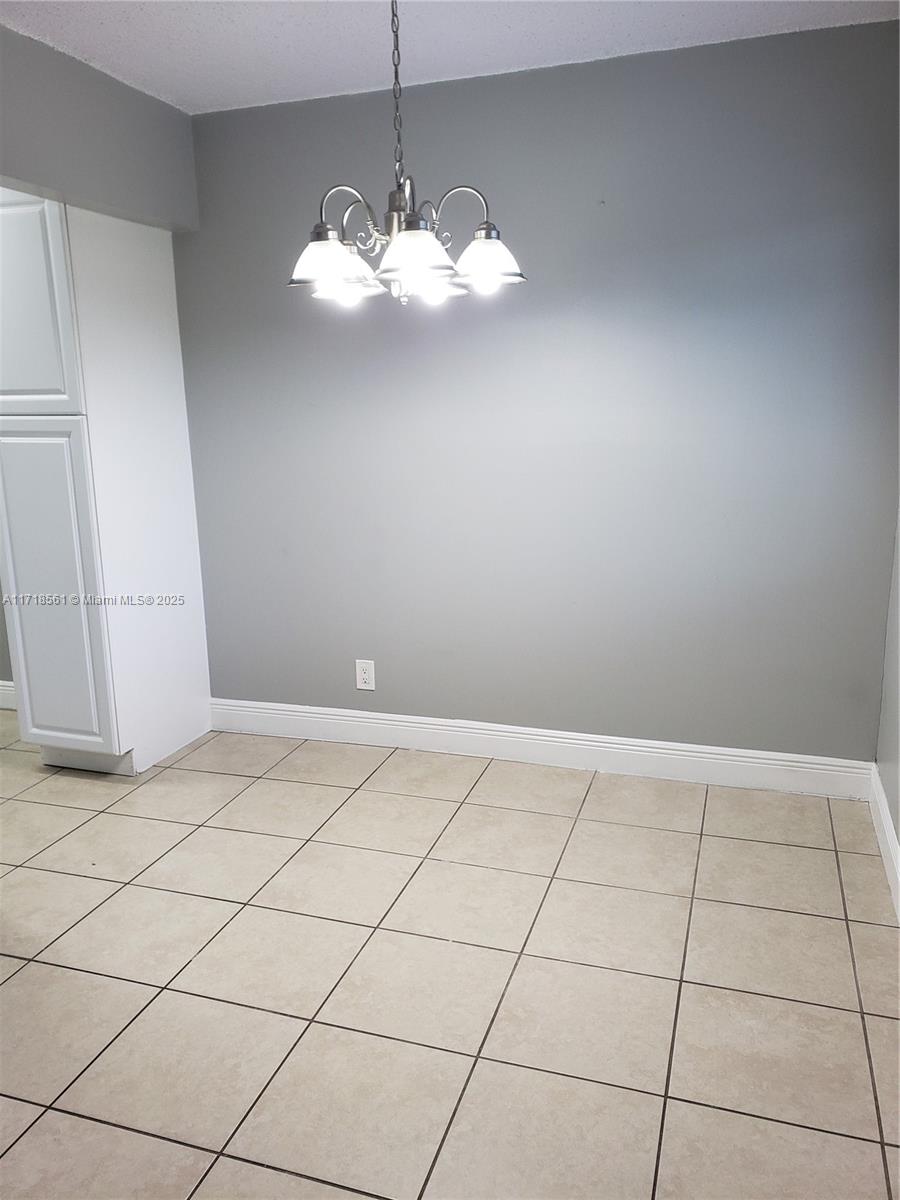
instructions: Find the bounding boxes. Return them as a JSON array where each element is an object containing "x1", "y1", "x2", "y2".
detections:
[{"x1": 391, "y1": 0, "x2": 404, "y2": 187}]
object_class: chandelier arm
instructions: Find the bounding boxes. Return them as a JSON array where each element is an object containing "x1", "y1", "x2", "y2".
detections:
[
  {"x1": 339, "y1": 199, "x2": 371, "y2": 243},
  {"x1": 433, "y1": 185, "x2": 491, "y2": 239},
  {"x1": 341, "y1": 200, "x2": 390, "y2": 256},
  {"x1": 318, "y1": 185, "x2": 382, "y2": 237}
]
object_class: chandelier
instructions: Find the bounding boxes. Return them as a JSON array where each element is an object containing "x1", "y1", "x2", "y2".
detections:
[{"x1": 288, "y1": 0, "x2": 525, "y2": 308}]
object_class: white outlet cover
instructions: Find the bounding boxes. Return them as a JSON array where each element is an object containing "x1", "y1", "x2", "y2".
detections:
[{"x1": 355, "y1": 659, "x2": 375, "y2": 690}]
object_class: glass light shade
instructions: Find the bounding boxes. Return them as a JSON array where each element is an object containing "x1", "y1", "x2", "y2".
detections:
[
  {"x1": 375, "y1": 229, "x2": 459, "y2": 297},
  {"x1": 312, "y1": 247, "x2": 385, "y2": 304},
  {"x1": 455, "y1": 235, "x2": 525, "y2": 295},
  {"x1": 290, "y1": 237, "x2": 372, "y2": 287}
]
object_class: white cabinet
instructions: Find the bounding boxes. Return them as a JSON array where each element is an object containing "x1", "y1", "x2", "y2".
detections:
[
  {"x1": 0, "y1": 417, "x2": 117, "y2": 752},
  {"x1": 0, "y1": 190, "x2": 82, "y2": 414},
  {"x1": 0, "y1": 187, "x2": 210, "y2": 774}
]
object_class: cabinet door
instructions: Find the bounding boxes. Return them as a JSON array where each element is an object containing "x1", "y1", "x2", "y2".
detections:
[
  {"x1": 0, "y1": 188, "x2": 83, "y2": 415},
  {"x1": 0, "y1": 416, "x2": 118, "y2": 752}
]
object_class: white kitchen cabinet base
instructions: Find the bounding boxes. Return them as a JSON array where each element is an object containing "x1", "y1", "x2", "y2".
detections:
[
  {"x1": 40, "y1": 716, "x2": 211, "y2": 775},
  {"x1": 41, "y1": 745, "x2": 137, "y2": 776}
]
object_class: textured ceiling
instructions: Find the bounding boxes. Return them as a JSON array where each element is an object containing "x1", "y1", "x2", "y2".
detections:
[{"x1": 0, "y1": 0, "x2": 895, "y2": 114}]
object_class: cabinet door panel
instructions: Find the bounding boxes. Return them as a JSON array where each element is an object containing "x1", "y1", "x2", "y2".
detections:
[
  {"x1": 0, "y1": 189, "x2": 83, "y2": 414},
  {"x1": 0, "y1": 416, "x2": 117, "y2": 751}
]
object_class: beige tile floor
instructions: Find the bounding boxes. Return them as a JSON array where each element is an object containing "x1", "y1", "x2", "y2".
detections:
[{"x1": 0, "y1": 712, "x2": 897, "y2": 1200}]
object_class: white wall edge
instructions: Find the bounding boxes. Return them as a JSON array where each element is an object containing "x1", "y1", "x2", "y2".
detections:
[
  {"x1": 869, "y1": 763, "x2": 900, "y2": 920},
  {"x1": 0, "y1": 680, "x2": 16, "y2": 710},
  {"x1": 210, "y1": 697, "x2": 873, "y2": 800}
]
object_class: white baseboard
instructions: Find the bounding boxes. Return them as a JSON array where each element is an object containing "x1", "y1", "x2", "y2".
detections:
[
  {"x1": 0, "y1": 680, "x2": 16, "y2": 710},
  {"x1": 870, "y1": 764, "x2": 900, "y2": 919},
  {"x1": 210, "y1": 697, "x2": 873, "y2": 801}
]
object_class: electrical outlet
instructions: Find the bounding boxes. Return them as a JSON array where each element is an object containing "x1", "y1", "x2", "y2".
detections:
[{"x1": 355, "y1": 659, "x2": 375, "y2": 690}]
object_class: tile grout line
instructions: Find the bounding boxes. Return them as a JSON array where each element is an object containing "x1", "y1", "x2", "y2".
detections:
[
  {"x1": 5, "y1": 931, "x2": 897, "y2": 1042},
  {"x1": 182, "y1": 743, "x2": 472, "y2": 1200},
  {"x1": 0, "y1": 763, "x2": 62, "y2": 801},
  {"x1": 659, "y1": 1095, "x2": 895, "y2": 1147},
  {"x1": 216, "y1": 1151, "x2": 394, "y2": 1200},
  {"x1": 2, "y1": 758, "x2": 872, "y2": 850},
  {"x1": 413, "y1": 770, "x2": 595, "y2": 1200},
  {"x1": 827, "y1": 797, "x2": 894, "y2": 1200},
  {"x1": 4, "y1": 797, "x2": 897, "y2": 928},
  {"x1": 1, "y1": 1098, "x2": 396, "y2": 1200},
  {"x1": 217, "y1": 1152, "x2": 396, "y2": 1200},
  {"x1": 4, "y1": 757, "x2": 163, "y2": 808},
  {"x1": 8, "y1": 898, "x2": 898, "y2": 1023},
  {"x1": 649, "y1": 784, "x2": 709, "y2": 1200},
  {"x1": 7, "y1": 751, "x2": 359, "y2": 820},
  {"x1": 575, "y1": 808, "x2": 879, "y2": 854},
  {"x1": 165, "y1": 729, "x2": 303, "y2": 780},
  {"x1": 2, "y1": 1064, "x2": 892, "y2": 1161},
  {"x1": 5, "y1": 844, "x2": 899, "y2": 1009},
  {"x1": 2, "y1": 801, "x2": 883, "y2": 868},
  {"x1": 5, "y1": 855, "x2": 898, "y2": 929}
]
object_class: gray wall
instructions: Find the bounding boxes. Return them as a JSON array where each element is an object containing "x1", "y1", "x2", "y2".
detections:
[
  {"x1": 878, "y1": 517, "x2": 899, "y2": 831},
  {"x1": 0, "y1": 27, "x2": 198, "y2": 230},
  {"x1": 175, "y1": 21, "x2": 898, "y2": 761}
]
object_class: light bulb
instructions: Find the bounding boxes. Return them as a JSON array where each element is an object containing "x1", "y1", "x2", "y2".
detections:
[
  {"x1": 471, "y1": 277, "x2": 503, "y2": 297},
  {"x1": 311, "y1": 287, "x2": 365, "y2": 307},
  {"x1": 311, "y1": 251, "x2": 384, "y2": 306}
]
